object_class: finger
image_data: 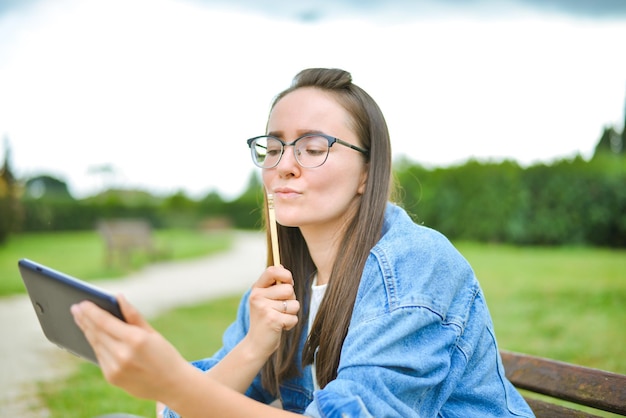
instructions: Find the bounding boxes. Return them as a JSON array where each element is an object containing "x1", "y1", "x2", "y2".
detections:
[
  {"x1": 275, "y1": 298, "x2": 301, "y2": 315},
  {"x1": 249, "y1": 286, "x2": 297, "y2": 318},
  {"x1": 156, "y1": 402, "x2": 166, "y2": 418},
  {"x1": 273, "y1": 299, "x2": 300, "y2": 331},
  {"x1": 117, "y1": 294, "x2": 153, "y2": 331},
  {"x1": 282, "y1": 310, "x2": 299, "y2": 331},
  {"x1": 72, "y1": 300, "x2": 117, "y2": 336},
  {"x1": 254, "y1": 266, "x2": 294, "y2": 289},
  {"x1": 71, "y1": 300, "x2": 140, "y2": 352},
  {"x1": 272, "y1": 267, "x2": 294, "y2": 286},
  {"x1": 269, "y1": 282, "x2": 298, "y2": 300},
  {"x1": 71, "y1": 302, "x2": 124, "y2": 366}
]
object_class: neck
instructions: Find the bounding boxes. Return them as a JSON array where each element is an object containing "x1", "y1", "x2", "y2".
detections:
[
  {"x1": 300, "y1": 225, "x2": 344, "y2": 286},
  {"x1": 298, "y1": 197, "x2": 361, "y2": 286}
]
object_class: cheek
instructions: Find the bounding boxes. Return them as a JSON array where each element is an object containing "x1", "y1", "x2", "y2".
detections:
[
  {"x1": 313, "y1": 166, "x2": 361, "y2": 198},
  {"x1": 261, "y1": 170, "x2": 272, "y2": 190}
]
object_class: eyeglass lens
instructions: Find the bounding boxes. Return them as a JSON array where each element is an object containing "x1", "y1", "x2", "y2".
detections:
[{"x1": 251, "y1": 135, "x2": 330, "y2": 168}]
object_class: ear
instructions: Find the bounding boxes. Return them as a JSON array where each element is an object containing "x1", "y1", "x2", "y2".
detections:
[{"x1": 357, "y1": 165, "x2": 368, "y2": 195}]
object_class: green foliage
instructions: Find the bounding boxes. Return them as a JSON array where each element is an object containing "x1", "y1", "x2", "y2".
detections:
[
  {"x1": 594, "y1": 126, "x2": 624, "y2": 157},
  {"x1": 518, "y1": 156, "x2": 624, "y2": 246},
  {"x1": 0, "y1": 138, "x2": 21, "y2": 244},
  {"x1": 227, "y1": 172, "x2": 264, "y2": 230},
  {"x1": 405, "y1": 160, "x2": 523, "y2": 242},
  {"x1": 394, "y1": 154, "x2": 626, "y2": 247},
  {"x1": 159, "y1": 190, "x2": 202, "y2": 228},
  {"x1": 24, "y1": 175, "x2": 74, "y2": 200},
  {"x1": 18, "y1": 172, "x2": 266, "y2": 233},
  {"x1": 14, "y1": 145, "x2": 625, "y2": 247},
  {"x1": 20, "y1": 198, "x2": 162, "y2": 231}
]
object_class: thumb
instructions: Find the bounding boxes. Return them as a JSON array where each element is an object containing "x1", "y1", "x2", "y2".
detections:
[{"x1": 118, "y1": 294, "x2": 154, "y2": 331}]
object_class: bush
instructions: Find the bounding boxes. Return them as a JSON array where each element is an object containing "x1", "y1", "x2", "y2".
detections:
[{"x1": 394, "y1": 155, "x2": 626, "y2": 247}]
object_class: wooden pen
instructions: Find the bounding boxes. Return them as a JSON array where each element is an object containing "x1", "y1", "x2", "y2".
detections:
[{"x1": 267, "y1": 193, "x2": 280, "y2": 266}]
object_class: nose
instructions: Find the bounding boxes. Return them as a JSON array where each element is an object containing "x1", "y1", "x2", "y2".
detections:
[{"x1": 275, "y1": 144, "x2": 300, "y2": 177}]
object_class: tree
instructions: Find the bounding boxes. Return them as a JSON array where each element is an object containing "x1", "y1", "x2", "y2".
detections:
[
  {"x1": 0, "y1": 137, "x2": 21, "y2": 243},
  {"x1": 24, "y1": 175, "x2": 73, "y2": 200},
  {"x1": 622, "y1": 97, "x2": 626, "y2": 151},
  {"x1": 227, "y1": 171, "x2": 264, "y2": 229},
  {"x1": 593, "y1": 126, "x2": 623, "y2": 157}
]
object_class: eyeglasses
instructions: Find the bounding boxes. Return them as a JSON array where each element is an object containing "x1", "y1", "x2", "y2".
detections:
[{"x1": 246, "y1": 133, "x2": 369, "y2": 169}]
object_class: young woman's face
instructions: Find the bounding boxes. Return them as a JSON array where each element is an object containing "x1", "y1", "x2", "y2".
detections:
[{"x1": 263, "y1": 87, "x2": 368, "y2": 235}]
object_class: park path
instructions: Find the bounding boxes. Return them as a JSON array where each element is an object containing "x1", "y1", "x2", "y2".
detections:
[{"x1": 0, "y1": 231, "x2": 265, "y2": 417}]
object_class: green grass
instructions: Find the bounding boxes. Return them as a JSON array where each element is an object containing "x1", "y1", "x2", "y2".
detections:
[
  {"x1": 31, "y1": 242, "x2": 626, "y2": 417},
  {"x1": 38, "y1": 296, "x2": 241, "y2": 418},
  {"x1": 0, "y1": 229, "x2": 233, "y2": 297},
  {"x1": 456, "y1": 242, "x2": 626, "y2": 374}
]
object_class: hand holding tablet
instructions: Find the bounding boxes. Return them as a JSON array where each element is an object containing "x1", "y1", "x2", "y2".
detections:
[{"x1": 18, "y1": 259, "x2": 126, "y2": 364}]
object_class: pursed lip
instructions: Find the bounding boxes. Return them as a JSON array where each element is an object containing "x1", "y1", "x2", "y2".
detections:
[{"x1": 273, "y1": 187, "x2": 301, "y2": 198}]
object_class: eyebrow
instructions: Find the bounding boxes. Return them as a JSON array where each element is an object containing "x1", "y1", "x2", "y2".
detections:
[{"x1": 266, "y1": 129, "x2": 327, "y2": 139}]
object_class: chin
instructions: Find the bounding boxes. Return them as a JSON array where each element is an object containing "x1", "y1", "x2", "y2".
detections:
[{"x1": 274, "y1": 217, "x2": 297, "y2": 228}]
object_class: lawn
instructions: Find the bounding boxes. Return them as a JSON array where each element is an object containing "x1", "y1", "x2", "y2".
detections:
[
  {"x1": 0, "y1": 229, "x2": 233, "y2": 297},
  {"x1": 456, "y1": 242, "x2": 626, "y2": 374},
  {"x1": 25, "y1": 240, "x2": 626, "y2": 417}
]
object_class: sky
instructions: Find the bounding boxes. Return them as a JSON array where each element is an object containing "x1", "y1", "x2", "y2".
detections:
[{"x1": 0, "y1": 0, "x2": 625, "y2": 199}]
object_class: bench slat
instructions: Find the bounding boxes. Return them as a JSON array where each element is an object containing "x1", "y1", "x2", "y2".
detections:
[
  {"x1": 501, "y1": 350, "x2": 626, "y2": 415},
  {"x1": 524, "y1": 397, "x2": 602, "y2": 418}
]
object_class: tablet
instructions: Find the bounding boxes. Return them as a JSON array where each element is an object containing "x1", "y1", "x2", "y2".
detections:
[{"x1": 18, "y1": 258, "x2": 126, "y2": 364}]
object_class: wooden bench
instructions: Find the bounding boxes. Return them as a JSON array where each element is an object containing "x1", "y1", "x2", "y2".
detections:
[
  {"x1": 500, "y1": 350, "x2": 626, "y2": 417},
  {"x1": 97, "y1": 219, "x2": 158, "y2": 267}
]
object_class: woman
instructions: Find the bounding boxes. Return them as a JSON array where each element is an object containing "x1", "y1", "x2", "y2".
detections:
[{"x1": 73, "y1": 68, "x2": 534, "y2": 417}]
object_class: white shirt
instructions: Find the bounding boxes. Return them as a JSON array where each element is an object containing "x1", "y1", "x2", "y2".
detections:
[{"x1": 308, "y1": 276, "x2": 327, "y2": 392}]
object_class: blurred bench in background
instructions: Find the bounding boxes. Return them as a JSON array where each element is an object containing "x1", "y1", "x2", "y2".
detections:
[
  {"x1": 501, "y1": 350, "x2": 626, "y2": 417},
  {"x1": 97, "y1": 219, "x2": 157, "y2": 267}
]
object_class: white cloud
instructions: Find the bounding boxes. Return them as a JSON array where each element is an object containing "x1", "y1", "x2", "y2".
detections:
[{"x1": 0, "y1": 0, "x2": 624, "y2": 198}]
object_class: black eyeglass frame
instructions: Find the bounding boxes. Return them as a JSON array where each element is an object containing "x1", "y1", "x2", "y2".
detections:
[{"x1": 246, "y1": 133, "x2": 370, "y2": 169}]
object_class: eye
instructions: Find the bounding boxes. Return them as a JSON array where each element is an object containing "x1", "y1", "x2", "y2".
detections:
[
  {"x1": 299, "y1": 136, "x2": 328, "y2": 156},
  {"x1": 265, "y1": 141, "x2": 282, "y2": 157},
  {"x1": 266, "y1": 147, "x2": 281, "y2": 157}
]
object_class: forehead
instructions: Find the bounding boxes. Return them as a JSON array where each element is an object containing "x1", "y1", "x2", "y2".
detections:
[{"x1": 267, "y1": 87, "x2": 352, "y2": 134}]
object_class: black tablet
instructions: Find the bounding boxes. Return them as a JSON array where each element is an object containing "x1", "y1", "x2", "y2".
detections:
[{"x1": 18, "y1": 258, "x2": 126, "y2": 364}]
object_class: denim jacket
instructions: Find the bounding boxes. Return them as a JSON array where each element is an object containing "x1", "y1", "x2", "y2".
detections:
[{"x1": 164, "y1": 203, "x2": 534, "y2": 417}]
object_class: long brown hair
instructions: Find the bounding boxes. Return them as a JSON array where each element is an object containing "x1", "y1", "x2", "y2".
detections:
[{"x1": 260, "y1": 68, "x2": 393, "y2": 395}]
